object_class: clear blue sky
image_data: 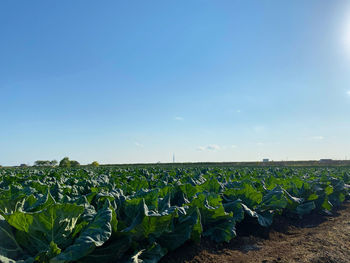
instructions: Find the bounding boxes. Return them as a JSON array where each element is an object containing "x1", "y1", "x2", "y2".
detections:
[{"x1": 1, "y1": 0, "x2": 350, "y2": 165}]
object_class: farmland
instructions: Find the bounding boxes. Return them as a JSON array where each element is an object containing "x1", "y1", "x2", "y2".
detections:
[{"x1": 0, "y1": 165, "x2": 349, "y2": 263}]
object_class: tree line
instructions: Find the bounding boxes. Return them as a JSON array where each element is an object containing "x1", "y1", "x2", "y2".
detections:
[{"x1": 31, "y1": 158, "x2": 99, "y2": 167}]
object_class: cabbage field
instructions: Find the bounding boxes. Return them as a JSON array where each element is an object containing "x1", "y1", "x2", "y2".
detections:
[{"x1": 0, "y1": 166, "x2": 349, "y2": 263}]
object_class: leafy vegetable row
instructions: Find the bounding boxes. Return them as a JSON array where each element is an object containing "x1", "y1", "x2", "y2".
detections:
[{"x1": 0, "y1": 167, "x2": 349, "y2": 263}]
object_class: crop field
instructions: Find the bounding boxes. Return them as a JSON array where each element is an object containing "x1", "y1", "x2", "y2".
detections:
[{"x1": 0, "y1": 166, "x2": 349, "y2": 263}]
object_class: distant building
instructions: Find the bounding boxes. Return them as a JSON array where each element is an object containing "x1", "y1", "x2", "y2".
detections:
[{"x1": 262, "y1": 159, "x2": 269, "y2": 162}]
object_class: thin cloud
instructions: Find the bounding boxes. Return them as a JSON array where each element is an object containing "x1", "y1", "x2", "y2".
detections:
[
  {"x1": 220, "y1": 145, "x2": 237, "y2": 150},
  {"x1": 253, "y1": 125, "x2": 265, "y2": 133},
  {"x1": 207, "y1": 144, "x2": 220, "y2": 151},
  {"x1": 347, "y1": 90, "x2": 350, "y2": 96},
  {"x1": 311, "y1": 136, "x2": 324, "y2": 140},
  {"x1": 196, "y1": 146, "x2": 205, "y2": 151},
  {"x1": 197, "y1": 144, "x2": 221, "y2": 151},
  {"x1": 236, "y1": 110, "x2": 241, "y2": 113},
  {"x1": 134, "y1": 142, "x2": 144, "y2": 147},
  {"x1": 174, "y1": 116, "x2": 184, "y2": 121}
]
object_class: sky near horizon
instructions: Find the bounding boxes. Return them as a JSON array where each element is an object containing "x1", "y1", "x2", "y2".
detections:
[{"x1": 1, "y1": 1, "x2": 350, "y2": 166}]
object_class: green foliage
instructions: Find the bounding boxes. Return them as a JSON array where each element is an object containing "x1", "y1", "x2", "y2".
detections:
[
  {"x1": 59, "y1": 157, "x2": 80, "y2": 168},
  {"x1": 91, "y1": 161, "x2": 99, "y2": 167},
  {"x1": 0, "y1": 166, "x2": 349, "y2": 263},
  {"x1": 70, "y1": 160, "x2": 80, "y2": 168},
  {"x1": 59, "y1": 157, "x2": 71, "y2": 168},
  {"x1": 4, "y1": 203, "x2": 84, "y2": 254},
  {"x1": 34, "y1": 160, "x2": 57, "y2": 167},
  {"x1": 51, "y1": 202, "x2": 112, "y2": 263}
]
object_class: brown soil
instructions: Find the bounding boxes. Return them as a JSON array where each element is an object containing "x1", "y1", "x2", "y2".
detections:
[{"x1": 161, "y1": 202, "x2": 350, "y2": 263}]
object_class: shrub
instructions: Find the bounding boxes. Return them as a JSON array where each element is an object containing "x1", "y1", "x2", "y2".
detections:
[{"x1": 91, "y1": 161, "x2": 99, "y2": 167}]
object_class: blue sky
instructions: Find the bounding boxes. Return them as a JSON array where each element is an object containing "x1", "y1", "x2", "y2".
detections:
[{"x1": 1, "y1": 0, "x2": 350, "y2": 165}]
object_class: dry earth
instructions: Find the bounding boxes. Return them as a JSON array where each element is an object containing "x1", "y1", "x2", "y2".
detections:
[{"x1": 161, "y1": 202, "x2": 350, "y2": 263}]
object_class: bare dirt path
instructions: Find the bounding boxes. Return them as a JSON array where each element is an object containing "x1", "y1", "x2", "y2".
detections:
[{"x1": 161, "y1": 202, "x2": 350, "y2": 263}]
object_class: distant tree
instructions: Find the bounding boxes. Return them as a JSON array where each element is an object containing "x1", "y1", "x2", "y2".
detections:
[
  {"x1": 50, "y1": 160, "x2": 58, "y2": 166},
  {"x1": 34, "y1": 160, "x2": 58, "y2": 167},
  {"x1": 91, "y1": 161, "x2": 99, "y2": 167},
  {"x1": 70, "y1": 160, "x2": 80, "y2": 167},
  {"x1": 59, "y1": 157, "x2": 80, "y2": 168},
  {"x1": 34, "y1": 160, "x2": 42, "y2": 166},
  {"x1": 20, "y1": 164, "x2": 28, "y2": 167},
  {"x1": 59, "y1": 157, "x2": 71, "y2": 168}
]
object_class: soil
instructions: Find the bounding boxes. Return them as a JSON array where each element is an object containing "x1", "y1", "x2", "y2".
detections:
[{"x1": 161, "y1": 202, "x2": 350, "y2": 263}]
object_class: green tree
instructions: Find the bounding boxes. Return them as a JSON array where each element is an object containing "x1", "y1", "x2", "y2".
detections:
[
  {"x1": 35, "y1": 160, "x2": 58, "y2": 167},
  {"x1": 91, "y1": 161, "x2": 99, "y2": 167},
  {"x1": 70, "y1": 160, "x2": 80, "y2": 167},
  {"x1": 50, "y1": 160, "x2": 58, "y2": 166},
  {"x1": 59, "y1": 157, "x2": 71, "y2": 168},
  {"x1": 34, "y1": 160, "x2": 51, "y2": 166}
]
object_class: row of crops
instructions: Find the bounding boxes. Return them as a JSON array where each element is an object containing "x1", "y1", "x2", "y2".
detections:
[{"x1": 0, "y1": 166, "x2": 349, "y2": 263}]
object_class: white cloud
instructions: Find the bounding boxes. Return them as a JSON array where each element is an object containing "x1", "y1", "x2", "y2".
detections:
[
  {"x1": 174, "y1": 116, "x2": 184, "y2": 121},
  {"x1": 197, "y1": 144, "x2": 221, "y2": 151},
  {"x1": 256, "y1": 142, "x2": 264, "y2": 146},
  {"x1": 220, "y1": 145, "x2": 237, "y2": 150},
  {"x1": 311, "y1": 136, "x2": 324, "y2": 140},
  {"x1": 236, "y1": 110, "x2": 241, "y2": 113},
  {"x1": 134, "y1": 142, "x2": 144, "y2": 147},
  {"x1": 347, "y1": 90, "x2": 350, "y2": 96},
  {"x1": 207, "y1": 144, "x2": 220, "y2": 151}
]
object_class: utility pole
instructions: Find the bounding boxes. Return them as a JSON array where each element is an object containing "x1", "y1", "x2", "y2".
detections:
[{"x1": 173, "y1": 153, "x2": 175, "y2": 163}]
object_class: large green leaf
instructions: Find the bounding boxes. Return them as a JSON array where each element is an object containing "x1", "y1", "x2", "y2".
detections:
[
  {"x1": 78, "y1": 236, "x2": 131, "y2": 263},
  {"x1": 241, "y1": 204, "x2": 273, "y2": 227},
  {"x1": 224, "y1": 183, "x2": 262, "y2": 209},
  {"x1": 296, "y1": 201, "x2": 315, "y2": 216},
  {"x1": 189, "y1": 193, "x2": 235, "y2": 242},
  {"x1": 258, "y1": 187, "x2": 288, "y2": 211},
  {"x1": 4, "y1": 203, "x2": 84, "y2": 255},
  {"x1": 158, "y1": 207, "x2": 201, "y2": 251},
  {"x1": 223, "y1": 199, "x2": 244, "y2": 222},
  {"x1": 203, "y1": 218, "x2": 236, "y2": 243},
  {"x1": 50, "y1": 203, "x2": 112, "y2": 263},
  {"x1": 23, "y1": 191, "x2": 56, "y2": 212},
  {"x1": 0, "y1": 216, "x2": 27, "y2": 261}
]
